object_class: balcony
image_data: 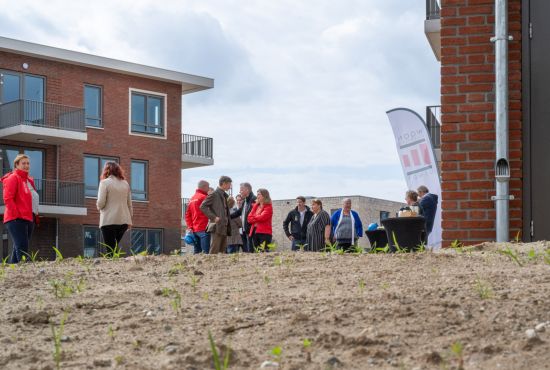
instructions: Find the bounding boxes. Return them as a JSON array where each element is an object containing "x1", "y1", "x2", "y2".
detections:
[
  {"x1": 0, "y1": 100, "x2": 87, "y2": 145},
  {"x1": 424, "y1": 0, "x2": 441, "y2": 61},
  {"x1": 182, "y1": 134, "x2": 214, "y2": 169},
  {"x1": 0, "y1": 179, "x2": 87, "y2": 216},
  {"x1": 426, "y1": 105, "x2": 441, "y2": 163}
]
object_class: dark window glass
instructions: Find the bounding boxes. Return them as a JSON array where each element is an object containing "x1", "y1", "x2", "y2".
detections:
[
  {"x1": 84, "y1": 85, "x2": 102, "y2": 127},
  {"x1": 130, "y1": 229, "x2": 162, "y2": 255},
  {"x1": 0, "y1": 147, "x2": 44, "y2": 182},
  {"x1": 84, "y1": 155, "x2": 118, "y2": 197},
  {"x1": 24, "y1": 75, "x2": 44, "y2": 102},
  {"x1": 380, "y1": 211, "x2": 390, "y2": 221},
  {"x1": 131, "y1": 161, "x2": 147, "y2": 200},
  {"x1": 83, "y1": 226, "x2": 102, "y2": 258},
  {"x1": 2, "y1": 73, "x2": 20, "y2": 103},
  {"x1": 131, "y1": 92, "x2": 164, "y2": 136}
]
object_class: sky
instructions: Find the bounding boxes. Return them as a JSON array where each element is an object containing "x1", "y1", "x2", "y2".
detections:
[{"x1": 0, "y1": 0, "x2": 440, "y2": 202}]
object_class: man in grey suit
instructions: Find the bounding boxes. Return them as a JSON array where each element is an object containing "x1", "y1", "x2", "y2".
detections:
[{"x1": 200, "y1": 176, "x2": 232, "y2": 254}]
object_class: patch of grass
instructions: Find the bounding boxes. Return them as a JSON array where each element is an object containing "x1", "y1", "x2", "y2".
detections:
[
  {"x1": 474, "y1": 278, "x2": 494, "y2": 299},
  {"x1": 100, "y1": 243, "x2": 125, "y2": 259},
  {"x1": 168, "y1": 263, "x2": 186, "y2": 277},
  {"x1": 51, "y1": 312, "x2": 68, "y2": 370},
  {"x1": 49, "y1": 273, "x2": 86, "y2": 299},
  {"x1": 498, "y1": 246, "x2": 523, "y2": 266},
  {"x1": 208, "y1": 331, "x2": 230, "y2": 370}
]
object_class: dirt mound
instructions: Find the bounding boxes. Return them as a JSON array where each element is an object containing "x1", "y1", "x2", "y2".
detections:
[{"x1": 0, "y1": 244, "x2": 549, "y2": 369}]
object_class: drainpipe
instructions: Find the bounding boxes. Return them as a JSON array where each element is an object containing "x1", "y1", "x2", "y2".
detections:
[{"x1": 491, "y1": 0, "x2": 513, "y2": 242}]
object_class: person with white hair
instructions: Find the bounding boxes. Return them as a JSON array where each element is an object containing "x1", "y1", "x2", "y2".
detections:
[{"x1": 330, "y1": 198, "x2": 364, "y2": 252}]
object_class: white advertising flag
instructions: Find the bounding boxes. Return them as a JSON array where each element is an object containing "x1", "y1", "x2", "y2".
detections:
[{"x1": 386, "y1": 108, "x2": 442, "y2": 249}]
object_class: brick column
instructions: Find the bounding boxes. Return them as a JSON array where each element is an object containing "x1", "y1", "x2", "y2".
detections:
[{"x1": 440, "y1": 0, "x2": 522, "y2": 245}]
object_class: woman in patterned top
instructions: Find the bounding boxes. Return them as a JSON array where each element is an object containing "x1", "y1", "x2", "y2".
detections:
[{"x1": 305, "y1": 199, "x2": 331, "y2": 252}]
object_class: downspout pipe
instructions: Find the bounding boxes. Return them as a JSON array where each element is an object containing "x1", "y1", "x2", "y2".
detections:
[{"x1": 491, "y1": 0, "x2": 513, "y2": 242}]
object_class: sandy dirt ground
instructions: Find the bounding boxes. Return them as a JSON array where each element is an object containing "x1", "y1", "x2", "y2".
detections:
[{"x1": 0, "y1": 242, "x2": 549, "y2": 370}]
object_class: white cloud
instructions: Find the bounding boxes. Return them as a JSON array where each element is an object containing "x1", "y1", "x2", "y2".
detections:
[{"x1": 0, "y1": 0, "x2": 440, "y2": 203}]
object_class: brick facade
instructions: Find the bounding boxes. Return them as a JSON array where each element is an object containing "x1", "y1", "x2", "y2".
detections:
[
  {"x1": 440, "y1": 0, "x2": 522, "y2": 245},
  {"x1": 0, "y1": 50, "x2": 185, "y2": 257}
]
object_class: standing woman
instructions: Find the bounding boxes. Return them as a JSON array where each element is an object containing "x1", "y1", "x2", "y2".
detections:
[
  {"x1": 247, "y1": 188, "x2": 273, "y2": 251},
  {"x1": 96, "y1": 162, "x2": 133, "y2": 254},
  {"x1": 305, "y1": 199, "x2": 331, "y2": 252},
  {"x1": 1, "y1": 154, "x2": 39, "y2": 263}
]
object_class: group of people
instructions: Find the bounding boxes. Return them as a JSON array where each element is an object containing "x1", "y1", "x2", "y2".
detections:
[
  {"x1": 185, "y1": 176, "x2": 367, "y2": 254},
  {"x1": 186, "y1": 176, "x2": 439, "y2": 254},
  {"x1": 2, "y1": 156, "x2": 133, "y2": 263}
]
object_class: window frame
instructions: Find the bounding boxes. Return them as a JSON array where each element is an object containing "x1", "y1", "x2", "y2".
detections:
[
  {"x1": 130, "y1": 159, "x2": 148, "y2": 201},
  {"x1": 84, "y1": 154, "x2": 119, "y2": 198},
  {"x1": 130, "y1": 228, "x2": 163, "y2": 255},
  {"x1": 128, "y1": 88, "x2": 167, "y2": 139},
  {"x1": 0, "y1": 69, "x2": 45, "y2": 104},
  {"x1": 84, "y1": 84, "x2": 103, "y2": 128}
]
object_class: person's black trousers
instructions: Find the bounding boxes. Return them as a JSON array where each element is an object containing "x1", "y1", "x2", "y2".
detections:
[
  {"x1": 252, "y1": 233, "x2": 272, "y2": 252},
  {"x1": 100, "y1": 224, "x2": 128, "y2": 254},
  {"x1": 5, "y1": 219, "x2": 34, "y2": 264}
]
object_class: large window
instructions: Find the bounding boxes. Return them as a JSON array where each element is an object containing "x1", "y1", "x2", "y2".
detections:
[
  {"x1": 131, "y1": 160, "x2": 147, "y2": 201},
  {"x1": 130, "y1": 228, "x2": 162, "y2": 255},
  {"x1": 0, "y1": 71, "x2": 44, "y2": 104},
  {"x1": 130, "y1": 90, "x2": 165, "y2": 136},
  {"x1": 84, "y1": 155, "x2": 118, "y2": 197},
  {"x1": 83, "y1": 226, "x2": 102, "y2": 258},
  {"x1": 84, "y1": 85, "x2": 102, "y2": 127},
  {"x1": 1, "y1": 146, "x2": 44, "y2": 180}
]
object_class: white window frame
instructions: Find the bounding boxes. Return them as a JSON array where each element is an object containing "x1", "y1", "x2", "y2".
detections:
[{"x1": 128, "y1": 88, "x2": 167, "y2": 140}]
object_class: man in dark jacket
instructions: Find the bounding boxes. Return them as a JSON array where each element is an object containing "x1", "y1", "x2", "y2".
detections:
[
  {"x1": 417, "y1": 185, "x2": 438, "y2": 236},
  {"x1": 200, "y1": 176, "x2": 232, "y2": 254},
  {"x1": 231, "y1": 182, "x2": 256, "y2": 252},
  {"x1": 283, "y1": 196, "x2": 313, "y2": 251}
]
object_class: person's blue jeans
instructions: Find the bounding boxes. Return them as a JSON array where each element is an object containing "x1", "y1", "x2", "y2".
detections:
[
  {"x1": 291, "y1": 238, "x2": 306, "y2": 251},
  {"x1": 241, "y1": 233, "x2": 254, "y2": 253},
  {"x1": 193, "y1": 231, "x2": 211, "y2": 254},
  {"x1": 227, "y1": 244, "x2": 243, "y2": 254},
  {"x1": 5, "y1": 219, "x2": 34, "y2": 264}
]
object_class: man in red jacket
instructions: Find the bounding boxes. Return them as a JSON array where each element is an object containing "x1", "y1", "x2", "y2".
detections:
[{"x1": 185, "y1": 180, "x2": 211, "y2": 254}]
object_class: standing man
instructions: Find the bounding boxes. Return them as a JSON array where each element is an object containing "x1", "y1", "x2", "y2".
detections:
[
  {"x1": 417, "y1": 185, "x2": 438, "y2": 237},
  {"x1": 231, "y1": 182, "x2": 256, "y2": 252},
  {"x1": 200, "y1": 176, "x2": 233, "y2": 254},
  {"x1": 184, "y1": 180, "x2": 210, "y2": 254},
  {"x1": 283, "y1": 196, "x2": 313, "y2": 251},
  {"x1": 330, "y1": 198, "x2": 364, "y2": 252}
]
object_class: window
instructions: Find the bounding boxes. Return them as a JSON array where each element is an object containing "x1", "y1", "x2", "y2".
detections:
[
  {"x1": 1, "y1": 146, "x2": 44, "y2": 181},
  {"x1": 130, "y1": 90, "x2": 165, "y2": 136},
  {"x1": 0, "y1": 71, "x2": 44, "y2": 104},
  {"x1": 130, "y1": 228, "x2": 163, "y2": 255},
  {"x1": 84, "y1": 85, "x2": 102, "y2": 127},
  {"x1": 83, "y1": 226, "x2": 102, "y2": 258},
  {"x1": 380, "y1": 211, "x2": 390, "y2": 221},
  {"x1": 131, "y1": 160, "x2": 147, "y2": 200},
  {"x1": 84, "y1": 155, "x2": 118, "y2": 197}
]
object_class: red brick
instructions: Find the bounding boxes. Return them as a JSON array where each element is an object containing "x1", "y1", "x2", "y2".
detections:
[
  {"x1": 460, "y1": 220, "x2": 494, "y2": 229},
  {"x1": 459, "y1": 181, "x2": 494, "y2": 191}
]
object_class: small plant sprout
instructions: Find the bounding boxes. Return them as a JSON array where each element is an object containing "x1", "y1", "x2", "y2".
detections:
[
  {"x1": 498, "y1": 246, "x2": 523, "y2": 266},
  {"x1": 270, "y1": 346, "x2": 283, "y2": 364},
  {"x1": 190, "y1": 274, "x2": 199, "y2": 292},
  {"x1": 208, "y1": 331, "x2": 231, "y2": 370},
  {"x1": 352, "y1": 245, "x2": 363, "y2": 254},
  {"x1": 545, "y1": 249, "x2": 550, "y2": 265},
  {"x1": 302, "y1": 338, "x2": 312, "y2": 349},
  {"x1": 513, "y1": 230, "x2": 521, "y2": 243},
  {"x1": 202, "y1": 292, "x2": 209, "y2": 301},
  {"x1": 474, "y1": 278, "x2": 494, "y2": 299},
  {"x1": 51, "y1": 312, "x2": 68, "y2": 370},
  {"x1": 302, "y1": 338, "x2": 312, "y2": 362},
  {"x1": 100, "y1": 242, "x2": 125, "y2": 259},
  {"x1": 527, "y1": 248, "x2": 538, "y2": 261},
  {"x1": 230, "y1": 253, "x2": 239, "y2": 264},
  {"x1": 267, "y1": 243, "x2": 278, "y2": 252},
  {"x1": 108, "y1": 324, "x2": 116, "y2": 340},
  {"x1": 273, "y1": 256, "x2": 282, "y2": 266},
  {"x1": 171, "y1": 291, "x2": 182, "y2": 314},
  {"x1": 298, "y1": 243, "x2": 306, "y2": 252},
  {"x1": 358, "y1": 278, "x2": 366, "y2": 293},
  {"x1": 263, "y1": 273, "x2": 271, "y2": 286},
  {"x1": 168, "y1": 262, "x2": 186, "y2": 276},
  {"x1": 450, "y1": 341, "x2": 464, "y2": 370},
  {"x1": 52, "y1": 246, "x2": 64, "y2": 262},
  {"x1": 114, "y1": 355, "x2": 124, "y2": 366}
]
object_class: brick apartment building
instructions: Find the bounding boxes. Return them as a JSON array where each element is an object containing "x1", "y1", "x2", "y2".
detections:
[
  {"x1": 424, "y1": 0, "x2": 548, "y2": 245},
  {"x1": 0, "y1": 36, "x2": 214, "y2": 259}
]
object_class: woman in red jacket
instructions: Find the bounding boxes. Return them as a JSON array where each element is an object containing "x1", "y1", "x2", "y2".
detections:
[
  {"x1": 1, "y1": 154, "x2": 39, "y2": 263},
  {"x1": 247, "y1": 188, "x2": 273, "y2": 251}
]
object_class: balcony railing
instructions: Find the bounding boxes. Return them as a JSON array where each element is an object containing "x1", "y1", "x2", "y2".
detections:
[
  {"x1": 426, "y1": 105, "x2": 441, "y2": 149},
  {"x1": 182, "y1": 134, "x2": 213, "y2": 159},
  {"x1": 426, "y1": 0, "x2": 441, "y2": 20},
  {"x1": 0, "y1": 100, "x2": 86, "y2": 132},
  {"x1": 0, "y1": 179, "x2": 85, "y2": 208}
]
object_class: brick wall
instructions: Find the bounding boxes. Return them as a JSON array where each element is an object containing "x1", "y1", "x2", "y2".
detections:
[
  {"x1": 440, "y1": 0, "x2": 522, "y2": 245},
  {"x1": 0, "y1": 51, "x2": 183, "y2": 255},
  {"x1": 271, "y1": 196, "x2": 403, "y2": 250}
]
